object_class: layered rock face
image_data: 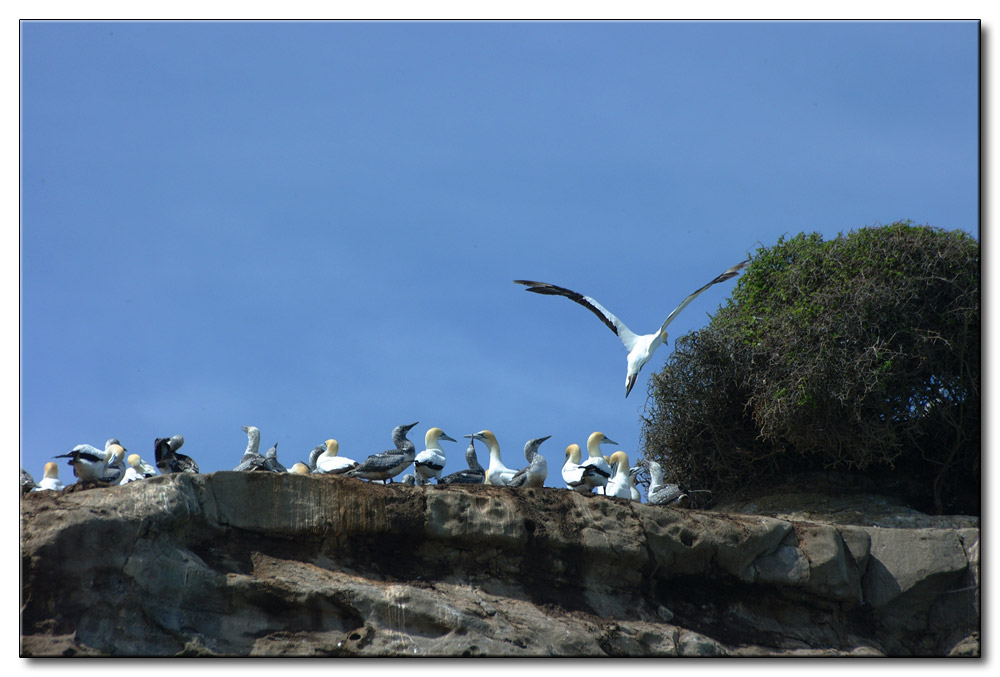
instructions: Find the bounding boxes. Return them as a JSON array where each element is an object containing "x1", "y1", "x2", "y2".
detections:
[{"x1": 19, "y1": 472, "x2": 979, "y2": 657}]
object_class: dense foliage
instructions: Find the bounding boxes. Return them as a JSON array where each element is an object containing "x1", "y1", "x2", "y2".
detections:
[{"x1": 641, "y1": 222, "x2": 980, "y2": 514}]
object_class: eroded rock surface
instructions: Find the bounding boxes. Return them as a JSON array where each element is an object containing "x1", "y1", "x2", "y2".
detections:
[{"x1": 19, "y1": 472, "x2": 979, "y2": 656}]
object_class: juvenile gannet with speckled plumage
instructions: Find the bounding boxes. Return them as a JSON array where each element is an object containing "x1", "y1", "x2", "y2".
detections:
[
  {"x1": 439, "y1": 439, "x2": 486, "y2": 485},
  {"x1": 155, "y1": 434, "x2": 198, "y2": 474},
  {"x1": 346, "y1": 422, "x2": 419, "y2": 482},
  {"x1": 577, "y1": 432, "x2": 617, "y2": 494},
  {"x1": 508, "y1": 436, "x2": 551, "y2": 488},
  {"x1": 21, "y1": 467, "x2": 36, "y2": 493},
  {"x1": 646, "y1": 459, "x2": 688, "y2": 506},
  {"x1": 314, "y1": 439, "x2": 359, "y2": 475},
  {"x1": 32, "y1": 462, "x2": 65, "y2": 491},
  {"x1": 234, "y1": 426, "x2": 265, "y2": 471},
  {"x1": 604, "y1": 451, "x2": 633, "y2": 499},
  {"x1": 263, "y1": 443, "x2": 286, "y2": 473},
  {"x1": 465, "y1": 430, "x2": 516, "y2": 486},
  {"x1": 514, "y1": 260, "x2": 748, "y2": 397},
  {"x1": 414, "y1": 427, "x2": 457, "y2": 485}
]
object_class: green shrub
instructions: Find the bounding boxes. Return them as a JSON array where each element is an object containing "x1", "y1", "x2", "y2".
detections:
[{"x1": 641, "y1": 222, "x2": 980, "y2": 514}]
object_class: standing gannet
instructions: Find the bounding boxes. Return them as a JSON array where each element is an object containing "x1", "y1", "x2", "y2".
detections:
[
  {"x1": 154, "y1": 435, "x2": 198, "y2": 474},
  {"x1": 54, "y1": 444, "x2": 112, "y2": 482},
  {"x1": 439, "y1": 439, "x2": 486, "y2": 485},
  {"x1": 100, "y1": 443, "x2": 128, "y2": 484},
  {"x1": 119, "y1": 454, "x2": 149, "y2": 485},
  {"x1": 32, "y1": 462, "x2": 65, "y2": 491},
  {"x1": 465, "y1": 430, "x2": 516, "y2": 486},
  {"x1": 604, "y1": 451, "x2": 633, "y2": 499},
  {"x1": 414, "y1": 427, "x2": 458, "y2": 485},
  {"x1": 646, "y1": 459, "x2": 688, "y2": 506},
  {"x1": 508, "y1": 436, "x2": 551, "y2": 488},
  {"x1": 562, "y1": 444, "x2": 588, "y2": 492},
  {"x1": 314, "y1": 439, "x2": 359, "y2": 475},
  {"x1": 577, "y1": 432, "x2": 617, "y2": 494},
  {"x1": 346, "y1": 421, "x2": 419, "y2": 482},
  {"x1": 234, "y1": 426, "x2": 266, "y2": 471},
  {"x1": 306, "y1": 442, "x2": 326, "y2": 472},
  {"x1": 514, "y1": 260, "x2": 748, "y2": 397},
  {"x1": 628, "y1": 466, "x2": 642, "y2": 502},
  {"x1": 263, "y1": 443, "x2": 286, "y2": 473}
]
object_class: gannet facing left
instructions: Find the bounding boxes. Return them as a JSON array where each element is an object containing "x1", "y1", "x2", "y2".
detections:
[
  {"x1": 234, "y1": 426, "x2": 265, "y2": 472},
  {"x1": 508, "y1": 436, "x2": 551, "y2": 488},
  {"x1": 577, "y1": 432, "x2": 617, "y2": 494},
  {"x1": 465, "y1": 430, "x2": 516, "y2": 486},
  {"x1": 346, "y1": 421, "x2": 419, "y2": 482},
  {"x1": 646, "y1": 459, "x2": 689, "y2": 506},
  {"x1": 54, "y1": 444, "x2": 112, "y2": 482},
  {"x1": 514, "y1": 260, "x2": 748, "y2": 397},
  {"x1": 414, "y1": 427, "x2": 457, "y2": 485},
  {"x1": 99, "y1": 443, "x2": 128, "y2": 484},
  {"x1": 314, "y1": 439, "x2": 359, "y2": 475},
  {"x1": 32, "y1": 462, "x2": 64, "y2": 491}
]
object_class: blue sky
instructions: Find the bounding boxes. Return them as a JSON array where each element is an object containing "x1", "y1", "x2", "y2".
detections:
[{"x1": 19, "y1": 20, "x2": 980, "y2": 495}]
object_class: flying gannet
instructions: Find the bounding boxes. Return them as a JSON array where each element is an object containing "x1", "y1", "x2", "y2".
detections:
[
  {"x1": 32, "y1": 462, "x2": 65, "y2": 491},
  {"x1": 439, "y1": 439, "x2": 486, "y2": 485},
  {"x1": 465, "y1": 430, "x2": 517, "y2": 486},
  {"x1": 154, "y1": 435, "x2": 198, "y2": 474},
  {"x1": 507, "y1": 436, "x2": 551, "y2": 488},
  {"x1": 604, "y1": 451, "x2": 633, "y2": 499},
  {"x1": 234, "y1": 426, "x2": 266, "y2": 471},
  {"x1": 646, "y1": 459, "x2": 689, "y2": 506},
  {"x1": 514, "y1": 260, "x2": 748, "y2": 397},
  {"x1": 414, "y1": 427, "x2": 457, "y2": 485},
  {"x1": 314, "y1": 439, "x2": 359, "y2": 475},
  {"x1": 346, "y1": 421, "x2": 419, "y2": 482},
  {"x1": 577, "y1": 432, "x2": 617, "y2": 494}
]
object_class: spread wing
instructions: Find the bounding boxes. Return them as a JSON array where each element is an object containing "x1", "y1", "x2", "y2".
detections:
[
  {"x1": 514, "y1": 280, "x2": 640, "y2": 351},
  {"x1": 657, "y1": 260, "x2": 748, "y2": 334}
]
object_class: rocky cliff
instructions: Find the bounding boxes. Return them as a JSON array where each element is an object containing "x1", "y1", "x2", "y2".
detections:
[{"x1": 19, "y1": 471, "x2": 979, "y2": 657}]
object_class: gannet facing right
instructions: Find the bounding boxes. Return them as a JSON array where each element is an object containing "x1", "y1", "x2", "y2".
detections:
[
  {"x1": 33, "y1": 462, "x2": 64, "y2": 491},
  {"x1": 234, "y1": 426, "x2": 265, "y2": 472},
  {"x1": 577, "y1": 432, "x2": 617, "y2": 494},
  {"x1": 466, "y1": 430, "x2": 516, "y2": 486},
  {"x1": 514, "y1": 260, "x2": 748, "y2": 397},
  {"x1": 414, "y1": 427, "x2": 457, "y2": 485},
  {"x1": 508, "y1": 436, "x2": 551, "y2": 488},
  {"x1": 314, "y1": 439, "x2": 359, "y2": 475},
  {"x1": 346, "y1": 421, "x2": 419, "y2": 482},
  {"x1": 439, "y1": 439, "x2": 486, "y2": 485},
  {"x1": 604, "y1": 451, "x2": 633, "y2": 499},
  {"x1": 263, "y1": 443, "x2": 286, "y2": 473}
]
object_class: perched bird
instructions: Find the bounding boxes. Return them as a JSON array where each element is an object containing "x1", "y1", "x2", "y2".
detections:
[
  {"x1": 288, "y1": 462, "x2": 311, "y2": 475},
  {"x1": 646, "y1": 459, "x2": 689, "y2": 506},
  {"x1": 99, "y1": 443, "x2": 128, "y2": 484},
  {"x1": 562, "y1": 444, "x2": 587, "y2": 492},
  {"x1": 414, "y1": 427, "x2": 457, "y2": 485},
  {"x1": 20, "y1": 467, "x2": 36, "y2": 494},
  {"x1": 508, "y1": 436, "x2": 551, "y2": 488},
  {"x1": 314, "y1": 439, "x2": 359, "y2": 475},
  {"x1": 346, "y1": 421, "x2": 419, "y2": 482},
  {"x1": 577, "y1": 432, "x2": 617, "y2": 495},
  {"x1": 234, "y1": 426, "x2": 266, "y2": 472},
  {"x1": 465, "y1": 430, "x2": 517, "y2": 486},
  {"x1": 54, "y1": 444, "x2": 112, "y2": 482},
  {"x1": 120, "y1": 454, "x2": 151, "y2": 485},
  {"x1": 32, "y1": 462, "x2": 64, "y2": 492},
  {"x1": 604, "y1": 451, "x2": 633, "y2": 499},
  {"x1": 154, "y1": 435, "x2": 198, "y2": 474},
  {"x1": 262, "y1": 443, "x2": 286, "y2": 473},
  {"x1": 514, "y1": 260, "x2": 748, "y2": 397},
  {"x1": 439, "y1": 439, "x2": 486, "y2": 485},
  {"x1": 306, "y1": 442, "x2": 326, "y2": 472},
  {"x1": 628, "y1": 466, "x2": 642, "y2": 502}
]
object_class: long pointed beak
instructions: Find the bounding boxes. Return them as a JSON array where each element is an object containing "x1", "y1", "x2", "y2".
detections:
[
  {"x1": 625, "y1": 373, "x2": 637, "y2": 398},
  {"x1": 440, "y1": 433, "x2": 457, "y2": 443}
]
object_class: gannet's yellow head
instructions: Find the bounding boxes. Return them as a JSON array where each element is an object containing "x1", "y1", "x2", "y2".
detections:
[
  {"x1": 289, "y1": 462, "x2": 310, "y2": 475},
  {"x1": 325, "y1": 439, "x2": 339, "y2": 456},
  {"x1": 426, "y1": 427, "x2": 444, "y2": 446},
  {"x1": 473, "y1": 430, "x2": 497, "y2": 445},
  {"x1": 43, "y1": 462, "x2": 59, "y2": 479},
  {"x1": 127, "y1": 454, "x2": 142, "y2": 469},
  {"x1": 608, "y1": 450, "x2": 629, "y2": 469},
  {"x1": 564, "y1": 444, "x2": 582, "y2": 464},
  {"x1": 108, "y1": 444, "x2": 126, "y2": 462},
  {"x1": 586, "y1": 432, "x2": 618, "y2": 456}
]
